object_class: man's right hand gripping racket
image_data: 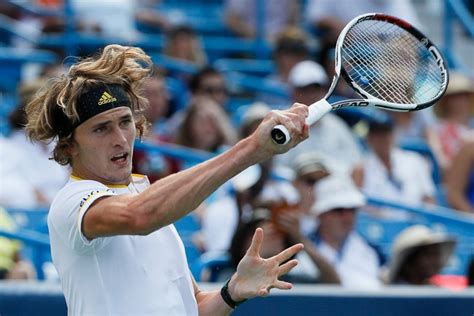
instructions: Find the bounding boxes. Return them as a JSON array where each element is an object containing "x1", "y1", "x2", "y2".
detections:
[{"x1": 272, "y1": 13, "x2": 449, "y2": 145}]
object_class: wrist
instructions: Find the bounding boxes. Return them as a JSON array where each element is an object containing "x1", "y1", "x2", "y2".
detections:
[{"x1": 221, "y1": 276, "x2": 247, "y2": 309}]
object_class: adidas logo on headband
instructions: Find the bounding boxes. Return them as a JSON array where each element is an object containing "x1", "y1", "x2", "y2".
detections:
[{"x1": 98, "y1": 91, "x2": 117, "y2": 105}]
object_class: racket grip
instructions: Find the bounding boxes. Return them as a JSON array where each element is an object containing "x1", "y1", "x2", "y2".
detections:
[{"x1": 271, "y1": 99, "x2": 332, "y2": 145}]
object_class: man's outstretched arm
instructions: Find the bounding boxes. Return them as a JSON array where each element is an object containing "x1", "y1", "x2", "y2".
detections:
[{"x1": 82, "y1": 104, "x2": 309, "y2": 239}]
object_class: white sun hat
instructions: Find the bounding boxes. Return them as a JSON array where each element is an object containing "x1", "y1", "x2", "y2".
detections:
[
  {"x1": 288, "y1": 60, "x2": 328, "y2": 88},
  {"x1": 311, "y1": 174, "x2": 366, "y2": 215}
]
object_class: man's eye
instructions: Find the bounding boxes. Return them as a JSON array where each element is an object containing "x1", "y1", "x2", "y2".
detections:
[
  {"x1": 93, "y1": 127, "x2": 105, "y2": 133},
  {"x1": 121, "y1": 119, "x2": 132, "y2": 126}
]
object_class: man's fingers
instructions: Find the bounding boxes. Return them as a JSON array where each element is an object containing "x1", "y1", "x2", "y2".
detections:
[
  {"x1": 273, "y1": 280, "x2": 293, "y2": 290},
  {"x1": 246, "y1": 227, "x2": 264, "y2": 257},
  {"x1": 278, "y1": 259, "x2": 299, "y2": 277},
  {"x1": 272, "y1": 243, "x2": 304, "y2": 263}
]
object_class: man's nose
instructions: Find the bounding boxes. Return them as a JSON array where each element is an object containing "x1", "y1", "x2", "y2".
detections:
[{"x1": 112, "y1": 127, "x2": 128, "y2": 146}]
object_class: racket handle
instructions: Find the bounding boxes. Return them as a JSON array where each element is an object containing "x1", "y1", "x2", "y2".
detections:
[{"x1": 271, "y1": 99, "x2": 332, "y2": 145}]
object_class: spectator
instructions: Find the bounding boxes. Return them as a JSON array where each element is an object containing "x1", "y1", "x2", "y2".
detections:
[
  {"x1": 305, "y1": 0, "x2": 421, "y2": 46},
  {"x1": 362, "y1": 113, "x2": 436, "y2": 205},
  {"x1": 390, "y1": 111, "x2": 445, "y2": 170},
  {"x1": 259, "y1": 27, "x2": 310, "y2": 107},
  {"x1": 445, "y1": 139, "x2": 474, "y2": 213},
  {"x1": 1, "y1": 80, "x2": 69, "y2": 208},
  {"x1": 271, "y1": 28, "x2": 310, "y2": 85},
  {"x1": 275, "y1": 60, "x2": 363, "y2": 175},
  {"x1": 387, "y1": 225, "x2": 456, "y2": 285},
  {"x1": 0, "y1": 207, "x2": 36, "y2": 280},
  {"x1": 132, "y1": 74, "x2": 178, "y2": 183},
  {"x1": 306, "y1": 174, "x2": 383, "y2": 288},
  {"x1": 174, "y1": 96, "x2": 237, "y2": 154},
  {"x1": 200, "y1": 103, "x2": 297, "y2": 256},
  {"x1": 163, "y1": 24, "x2": 207, "y2": 68},
  {"x1": 224, "y1": 0, "x2": 299, "y2": 41},
  {"x1": 434, "y1": 72, "x2": 474, "y2": 165},
  {"x1": 189, "y1": 67, "x2": 229, "y2": 109},
  {"x1": 288, "y1": 152, "x2": 330, "y2": 236},
  {"x1": 230, "y1": 208, "x2": 340, "y2": 284}
]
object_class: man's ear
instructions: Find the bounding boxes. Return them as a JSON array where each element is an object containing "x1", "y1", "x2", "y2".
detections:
[{"x1": 67, "y1": 141, "x2": 78, "y2": 157}]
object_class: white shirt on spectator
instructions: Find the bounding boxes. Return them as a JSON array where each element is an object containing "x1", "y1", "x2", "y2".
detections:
[
  {"x1": 0, "y1": 135, "x2": 38, "y2": 208},
  {"x1": 295, "y1": 231, "x2": 381, "y2": 288},
  {"x1": 48, "y1": 174, "x2": 197, "y2": 316},
  {"x1": 317, "y1": 232, "x2": 382, "y2": 289},
  {"x1": 9, "y1": 130, "x2": 69, "y2": 204},
  {"x1": 362, "y1": 148, "x2": 436, "y2": 205},
  {"x1": 275, "y1": 114, "x2": 363, "y2": 174}
]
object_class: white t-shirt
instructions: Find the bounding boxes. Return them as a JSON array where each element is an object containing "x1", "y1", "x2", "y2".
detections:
[
  {"x1": 275, "y1": 114, "x2": 363, "y2": 174},
  {"x1": 48, "y1": 174, "x2": 197, "y2": 316},
  {"x1": 297, "y1": 232, "x2": 382, "y2": 289},
  {"x1": 362, "y1": 148, "x2": 435, "y2": 205}
]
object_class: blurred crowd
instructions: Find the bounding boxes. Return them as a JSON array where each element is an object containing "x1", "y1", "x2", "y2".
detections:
[{"x1": 0, "y1": 0, "x2": 473, "y2": 289}]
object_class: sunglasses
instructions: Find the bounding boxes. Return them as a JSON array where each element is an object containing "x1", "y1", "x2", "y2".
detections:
[
  {"x1": 202, "y1": 86, "x2": 228, "y2": 95},
  {"x1": 300, "y1": 177, "x2": 322, "y2": 186}
]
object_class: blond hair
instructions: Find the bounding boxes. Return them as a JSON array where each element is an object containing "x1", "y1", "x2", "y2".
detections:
[{"x1": 26, "y1": 45, "x2": 153, "y2": 165}]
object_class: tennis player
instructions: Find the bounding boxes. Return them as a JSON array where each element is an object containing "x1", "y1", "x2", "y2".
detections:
[{"x1": 25, "y1": 45, "x2": 308, "y2": 315}]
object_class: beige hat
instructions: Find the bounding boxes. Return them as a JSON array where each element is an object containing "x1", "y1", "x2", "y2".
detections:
[
  {"x1": 311, "y1": 174, "x2": 366, "y2": 215},
  {"x1": 288, "y1": 60, "x2": 328, "y2": 88},
  {"x1": 388, "y1": 225, "x2": 456, "y2": 283},
  {"x1": 434, "y1": 72, "x2": 474, "y2": 117},
  {"x1": 292, "y1": 152, "x2": 329, "y2": 177}
]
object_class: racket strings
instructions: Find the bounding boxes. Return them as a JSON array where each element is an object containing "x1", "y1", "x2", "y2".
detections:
[{"x1": 341, "y1": 20, "x2": 443, "y2": 104}]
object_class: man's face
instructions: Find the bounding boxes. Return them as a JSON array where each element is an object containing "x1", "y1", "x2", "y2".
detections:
[
  {"x1": 319, "y1": 208, "x2": 356, "y2": 242},
  {"x1": 69, "y1": 107, "x2": 136, "y2": 185},
  {"x1": 293, "y1": 170, "x2": 328, "y2": 212},
  {"x1": 367, "y1": 129, "x2": 394, "y2": 159},
  {"x1": 197, "y1": 74, "x2": 228, "y2": 107},
  {"x1": 292, "y1": 84, "x2": 326, "y2": 106}
]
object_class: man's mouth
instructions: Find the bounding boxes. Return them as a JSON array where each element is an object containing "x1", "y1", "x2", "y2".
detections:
[{"x1": 111, "y1": 153, "x2": 128, "y2": 163}]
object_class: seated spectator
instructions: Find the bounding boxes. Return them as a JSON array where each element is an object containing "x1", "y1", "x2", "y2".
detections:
[
  {"x1": 304, "y1": 174, "x2": 383, "y2": 288},
  {"x1": 259, "y1": 27, "x2": 310, "y2": 107},
  {"x1": 224, "y1": 0, "x2": 299, "y2": 41},
  {"x1": 275, "y1": 60, "x2": 363, "y2": 175},
  {"x1": 1, "y1": 80, "x2": 69, "y2": 208},
  {"x1": 445, "y1": 139, "x2": 474, "y2": 213},
  {"x1": 434, "y1": 72, "x2": 474, "y2": 165},
  {"x1": 271, "y1": 27, "x2": 310, "y2": 85},
  {"x1": 132, "y1": 74, "x2": 179, "y2": 183},
  {"x1": 0, "y1": 207, "x2": 36, "y2": 280},
  {"x1": 362, "y1": 113, "x2": 436, "y2": 205},
  {"x1": 189, "y1": 67, "x2": 229, "y2": 109},
  {"x1": 163, "y1": 24, "x2": 207, "y2": 68},
  {"x1": 174, "y1": 96, "x2": 237, "y2": 155},
  {"x1": 199, "y1": 103, "x2": 297, "y2": 256},
  {"x1": 288, "y1": 152, "x2": 330, "y2": 236},
  {"x1": 390, "y1": 111, "x2": 445, "y2": 170},
  {"x1": 305, "y1": 0, "x2": 421, "y2": 46},
  {"x1": 387, "y1": 225, "x2": 456, "y2": 286},
  {"x1": 230, "y1": 208, "x2": 340, "y2": 284}
]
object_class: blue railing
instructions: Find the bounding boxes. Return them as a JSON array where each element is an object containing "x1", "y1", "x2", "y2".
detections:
[{"x1": 443, "y1": 0, "x2": 474, "y2": 70}]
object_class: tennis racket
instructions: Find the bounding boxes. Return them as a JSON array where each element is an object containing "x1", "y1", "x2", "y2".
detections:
[{"x1": 272, "y1": 13, "x2": 449, "y2": 145}]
